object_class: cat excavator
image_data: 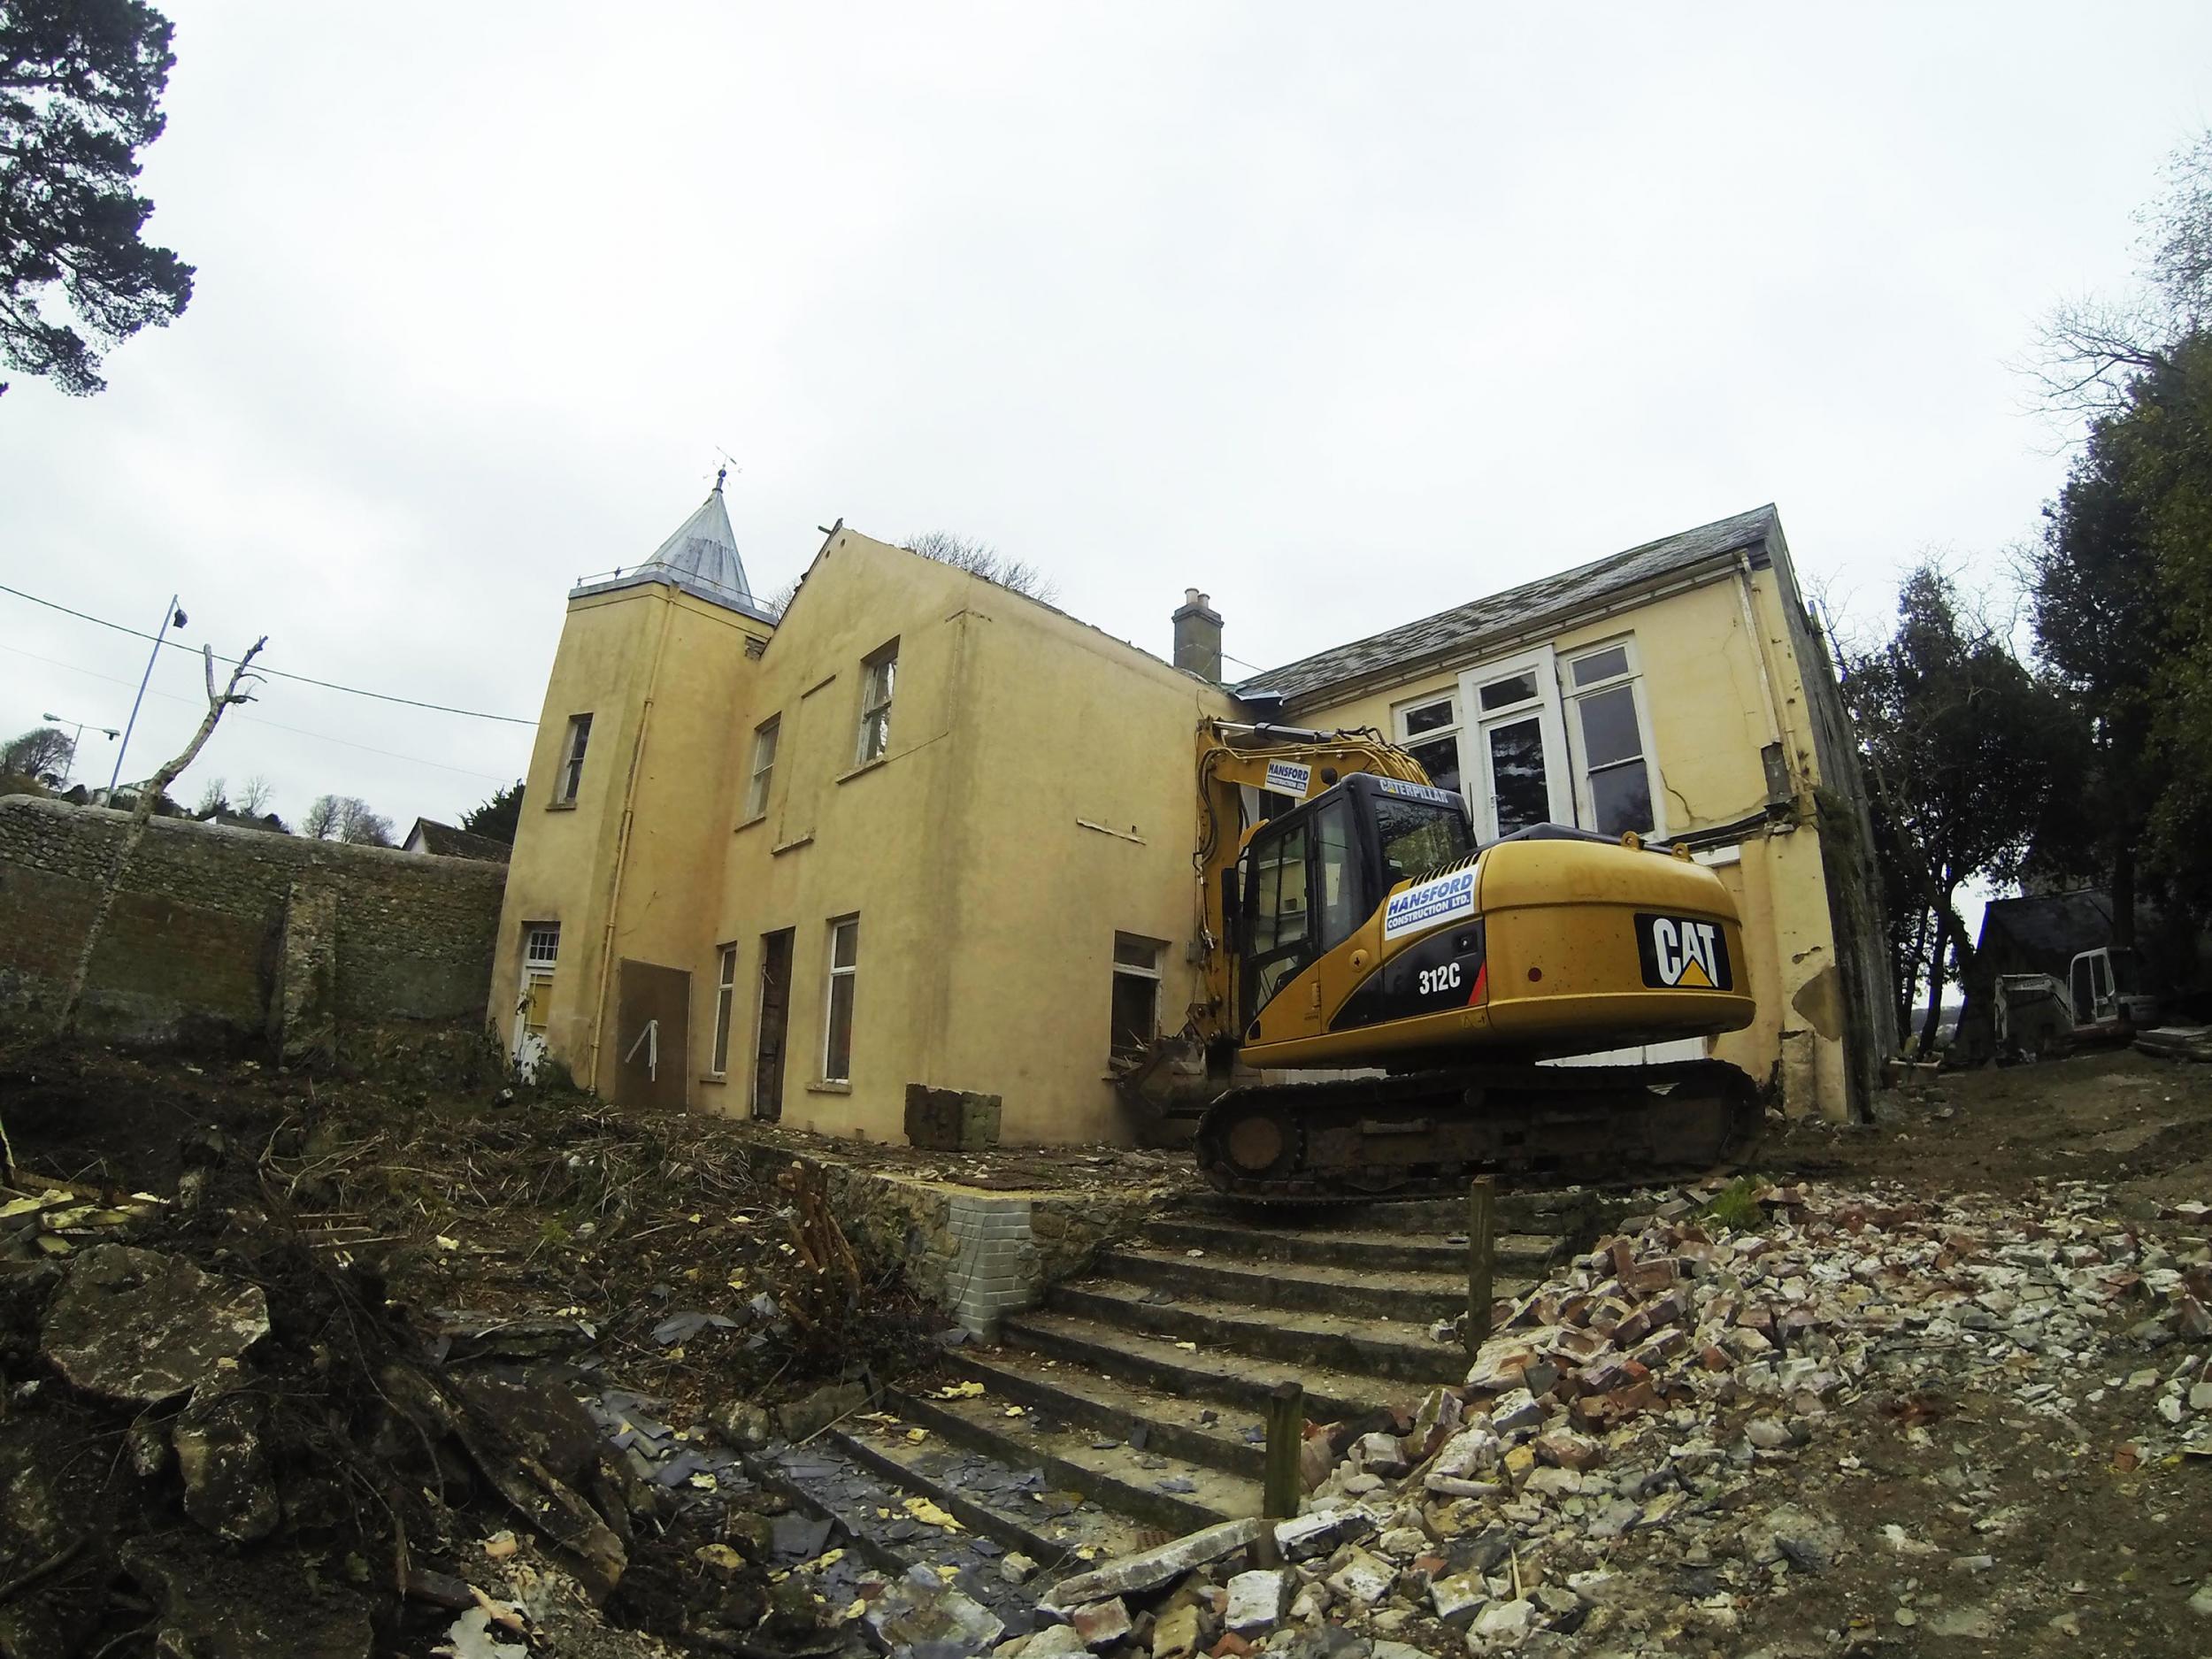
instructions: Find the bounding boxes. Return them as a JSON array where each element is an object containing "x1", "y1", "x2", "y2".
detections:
[{"x1": 1136, "y1": 718, "x2": 1763, "y2": 1198}]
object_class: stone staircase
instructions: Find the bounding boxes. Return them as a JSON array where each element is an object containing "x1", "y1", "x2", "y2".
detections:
[{"x1": 764, "y1": 1189, "x2": 1594, "y2": 1594}]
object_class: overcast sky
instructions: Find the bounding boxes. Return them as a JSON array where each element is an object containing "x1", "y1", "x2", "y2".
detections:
[{"x1": 4, "y1": 3, "x2": 2208, "y2": 841}]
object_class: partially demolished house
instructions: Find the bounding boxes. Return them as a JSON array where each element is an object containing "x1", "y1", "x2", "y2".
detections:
[{"x1": 492, "y1": 493, "x2": 1891, "y2": 1139}]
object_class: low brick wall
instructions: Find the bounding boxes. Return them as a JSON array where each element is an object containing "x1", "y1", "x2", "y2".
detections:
[
  {"x1": 799, "y1": 1155, "x2": 1165, "y2": 1338},
  {"x1": 0, "y1": 795, "x2": 506, "y2": 1054}
]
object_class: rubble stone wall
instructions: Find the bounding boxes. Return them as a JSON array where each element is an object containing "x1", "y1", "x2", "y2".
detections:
[
  {"x1": 800, "y1": 1154, "x2": 1159, "y2": 1337},
  {"x1": 0, "y1": 795, "x2": 506, "y2": 1049}
]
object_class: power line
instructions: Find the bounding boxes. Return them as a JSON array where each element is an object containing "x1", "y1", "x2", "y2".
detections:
[
  {"x1": 0, "y1": 580, "x2": 539, "y2": 726},
  {"x1": 0, "y1": 641, "x2": 521, "y2": 784}
]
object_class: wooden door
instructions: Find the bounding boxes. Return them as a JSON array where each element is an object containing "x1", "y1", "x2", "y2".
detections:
[
  {"x1": 615, "y1": 959, "x2": 690, "y2": 1110},
  {"x1": 753, "y1": 929, "x2": 793, "y2": 1121}
]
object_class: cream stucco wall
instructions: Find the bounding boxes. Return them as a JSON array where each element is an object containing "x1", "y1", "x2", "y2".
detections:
[
  {"x1": 497, "y1": 513, "x2": 1872, "y2": 1135},
  {"x1": 1293, "y1": 557, "x2": 1861, "y2": 1119},
  {"x1": 498, "y1": 527, "x2": 1234, "y2": 1144}
]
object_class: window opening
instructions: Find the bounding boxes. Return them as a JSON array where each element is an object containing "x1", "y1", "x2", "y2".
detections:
[
  {"x1": 557, "y1": 715, "x2": 592, "y2": 804},
  {"x1": 1110, "y1": 933, "x2": 1165, "y2": 1058},
  {"x1": 743, "y1": 717, "x2": 779, "y2": 819},
  {"x1": 855, "y1": 643, "x2": 897, "y2": 764},
  {"x1": 823, "y1": 916, "x2": 859, "y2": 1082},
  {"x1": 1564, "y1": 641, "x2": 1658, "y2": 837},
  {"x1": 1395, "y1": 694, "x2": 1463, "y2": 800},
  {"x1": 710, "y1": 944, "x2": 738, "y2": 1074}
]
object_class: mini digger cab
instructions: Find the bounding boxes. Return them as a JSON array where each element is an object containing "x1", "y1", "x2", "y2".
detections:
[{"x1": 1161, "y1": 718, "x2": 1763, "y2": 1198}]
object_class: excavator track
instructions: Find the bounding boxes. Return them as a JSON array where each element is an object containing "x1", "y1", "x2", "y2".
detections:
[{"x1": 1193, "y1": 1058, "x2": 1763, "y2": 1202}]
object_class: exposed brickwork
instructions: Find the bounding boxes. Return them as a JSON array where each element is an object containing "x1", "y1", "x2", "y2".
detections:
[{"x1": 0, "y1": 795, "x2": 506, "y2": 1049}]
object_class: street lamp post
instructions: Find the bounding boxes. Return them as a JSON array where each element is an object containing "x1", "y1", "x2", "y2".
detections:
[
  {"x1": 41, "y1": 711, "x2": 119, "y2": 790},
  {"x1": 108, "y1": 595, "x2": 187, "y2": 802}
]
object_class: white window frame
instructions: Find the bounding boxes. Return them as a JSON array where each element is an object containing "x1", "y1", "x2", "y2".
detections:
[
  {"x1": 709, "y1": 942, "x2": 738, "y2": 1076},
  {"x1": 1392, "y1": 688, "x2": 1464, "y2": 805},
  {"x1": 1455, "y1": 646, "x2": 1573, "y2": 841},
  {"x1": 1109, "y1": 933, "x2": 1166, "y2": 1059},
  {"x1": 854, "y1": 642, "x2": 897, "y2": 765},
  {"x1": 822, "y1": 914, "x2": 860, "y2": 1083},
  {"x1": 742, "y1": 716, "x2": 780, "y2": 821},
  {"x1": 1562, "y1": 637, "x2": 1665, "y2": 840},
  {"x1": 556, "y1": 714, "x2": 592, "y2": 804}
]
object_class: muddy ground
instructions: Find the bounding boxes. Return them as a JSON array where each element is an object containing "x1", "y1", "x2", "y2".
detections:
[{"x1": 2, "y1": 1038, "x2": 2208, "y2": 1657}]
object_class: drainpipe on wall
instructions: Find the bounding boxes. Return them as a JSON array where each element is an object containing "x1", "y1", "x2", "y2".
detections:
[{"x1": 587, "y1": 593, "x2": 678, "y2": 1087}]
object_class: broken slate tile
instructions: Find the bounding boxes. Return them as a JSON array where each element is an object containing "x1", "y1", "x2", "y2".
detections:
[{"x1": 772, "y1": 1513, "x2": 835, "y2": 1558}]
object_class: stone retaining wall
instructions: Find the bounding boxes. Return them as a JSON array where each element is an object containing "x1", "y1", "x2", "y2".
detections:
[
  {"x1": 800, "y1": 1155, "x2": 1164, "y2": 1337},
  {"x1": 0, "y1": 795, "x2": 506, "y2": 1055}
]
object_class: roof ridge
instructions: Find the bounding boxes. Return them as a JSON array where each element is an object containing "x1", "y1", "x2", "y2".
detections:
[{"x1": 1235, "y1": 503, "x2": 1780, "y2": 703}]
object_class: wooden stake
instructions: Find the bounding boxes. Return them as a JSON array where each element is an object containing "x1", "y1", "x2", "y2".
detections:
[
  {"x1": 1261, "y1": 1379, "x2": 1305, "y2": 1521},
  {"x1": 1467, "y1": 1174, "x2": 1496, "y2": 1355}
]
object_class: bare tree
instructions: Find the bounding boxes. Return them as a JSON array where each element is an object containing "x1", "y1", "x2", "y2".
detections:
[
  {"x1": 303, "y1": 793, "x2": 392, "y2": 845},
  {"x1": 903, "y1": 532, "x2": 1059, "y2": 604},
  {"x1": 237, "y1": 774, "x2": 275, "y2": 815},
  {"x1": 194, "y1": 775, "x2": 228, "y2": 816},
  {"x1": 2022, "y1": 129, "x2": 2212, "y2": 418},
  {"x1": 57, "y1": 640, "x2": 267, "y2": 1041},
  {"x1": 761, "y1": 574, "x2": 802, "y2": 618},
  {"x1": 4, "y1": 725, "x2": 74, "y2": 782}
]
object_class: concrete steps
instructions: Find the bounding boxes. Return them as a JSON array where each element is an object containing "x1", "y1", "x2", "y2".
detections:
[
  {"x1": 881, "y1": 1385, "x2": 1261, "y2": 1535},
  {"x1": 1045, "y1": 1276, "x2": 1477, "y2": 1384},
  {"x1": 992, "y1": 1307, "x2": 1411, "y2": 1424},
  {"x1": 781, "y1": 1187, "x2": 1587, "y2": 1583},
  {"x1": 1140, "y1": 1214, "x2": 1568, "y2": 1276},
  {"x1": 1093, "y1": 1241, "x2": 1476, "y2": 1325}
]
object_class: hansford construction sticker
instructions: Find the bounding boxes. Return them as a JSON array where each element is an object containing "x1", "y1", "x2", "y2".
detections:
[
  {"x1": 1263, "y1": 759, "x2": 1312, "y2": 796},
  {"x1": 1382, "y1": 866, "x2": 1477, "y2": 940}
]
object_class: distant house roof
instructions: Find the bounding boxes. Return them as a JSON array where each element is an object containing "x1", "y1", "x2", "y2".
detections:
[
  {"x1": 569, "y1": 475, "x2": 778, "y2": 623},
  {"x1": 403, "y1": 818, "x2": 511, "y2": 863},
  {"x1": 1234, "y1": 504, "x2": 1782, "y2": 706}
]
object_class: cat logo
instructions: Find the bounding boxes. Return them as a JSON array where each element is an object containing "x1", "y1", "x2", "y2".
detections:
[{"x1": 1635, "y1": 913, "x2": 1732, "y2": 990}]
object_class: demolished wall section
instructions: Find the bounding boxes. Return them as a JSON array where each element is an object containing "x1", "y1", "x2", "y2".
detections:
[{"x1": 0, "y1": 795, "x2": 506, "y2": 1050}]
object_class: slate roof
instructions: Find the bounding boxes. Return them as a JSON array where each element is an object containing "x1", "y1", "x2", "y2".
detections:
[
  {"x1": 1234, "y1": 503, "x2": 1782, "y2": 705},
  {"x1": 570, "y1": 480, "x2": 776, "y2": 621},
  {"x1": 404, "y1": 818, "x2": 512, "y2": 863}
]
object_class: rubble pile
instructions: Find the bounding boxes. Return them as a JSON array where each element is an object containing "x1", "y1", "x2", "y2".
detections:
[
  {"x1": 0, "y1": 1044, "x2": 944, "y2": 1659},
  {"x1": 991, "y1": 1178, "x2": 2212, "y2": 1658}
]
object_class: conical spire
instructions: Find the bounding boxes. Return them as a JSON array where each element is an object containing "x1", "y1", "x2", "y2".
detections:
[{"x1": 640, "y1": 476, "x2": 754, "y2": 606}]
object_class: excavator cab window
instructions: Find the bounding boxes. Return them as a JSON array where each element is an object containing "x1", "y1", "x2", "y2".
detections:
[{"x1": 1237, "y1": 778, "x2": 1473, "y2": 1026}]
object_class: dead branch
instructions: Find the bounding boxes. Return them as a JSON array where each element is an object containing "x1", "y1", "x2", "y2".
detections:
[{"x1": 56, "y1": 637, "x2": 267, "y2": 1041}]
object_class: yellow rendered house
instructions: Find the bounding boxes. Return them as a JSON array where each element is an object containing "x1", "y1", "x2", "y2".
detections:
[{"x1": 492, "y1": 492, "x2": 1892, "y2": 1139}]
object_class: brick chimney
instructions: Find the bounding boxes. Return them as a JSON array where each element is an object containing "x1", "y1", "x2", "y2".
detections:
[{"x1": 1171, "y1": 588, "x2": 1223, "y2": 682}]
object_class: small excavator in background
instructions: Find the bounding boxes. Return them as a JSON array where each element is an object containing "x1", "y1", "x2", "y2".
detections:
[{"x1": 1119, "y1": 718, "x2": 1763, "y2": 1199}]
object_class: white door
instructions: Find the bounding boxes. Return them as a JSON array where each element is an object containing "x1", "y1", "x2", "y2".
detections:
[{"x1": 1459, "y1": 648, "x2": 1574, "y2": 840}]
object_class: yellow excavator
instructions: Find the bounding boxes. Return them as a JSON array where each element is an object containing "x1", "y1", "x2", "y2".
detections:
[{"x1": 1140, "y1": 718, "x2": 1762, "y2": 1198}]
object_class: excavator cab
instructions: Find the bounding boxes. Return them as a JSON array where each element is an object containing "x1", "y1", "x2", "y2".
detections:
[{"x1": 1232, "y1": 773, "x2": 1472, "y2": 1028}]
